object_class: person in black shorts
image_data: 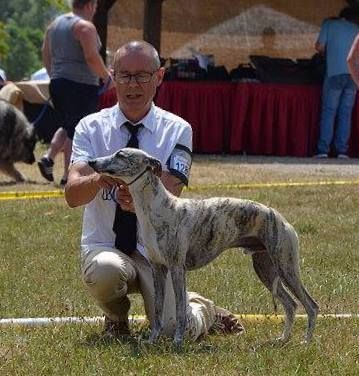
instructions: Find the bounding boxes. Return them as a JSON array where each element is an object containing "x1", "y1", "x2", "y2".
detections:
[{"x1": 38, "y1": 0, "x2": 111, "y2": 186}]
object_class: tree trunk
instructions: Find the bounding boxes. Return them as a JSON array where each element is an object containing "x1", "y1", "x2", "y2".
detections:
[
  {"x1": 93, "y1": 0, "x2": 117, "y2": 63},
  {"x1": 143, "y1": 0, "x2": 164, "y2": 53}
]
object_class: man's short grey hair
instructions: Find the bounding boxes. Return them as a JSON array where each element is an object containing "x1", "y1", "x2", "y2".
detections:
[{"x1": 114, "y1": 41, "x2": 161, "y2": 70}]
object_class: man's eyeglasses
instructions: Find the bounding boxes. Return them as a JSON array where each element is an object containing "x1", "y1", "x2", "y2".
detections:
[{"x1": 114, "y1": 71, "x2": 158, "y2": 84}]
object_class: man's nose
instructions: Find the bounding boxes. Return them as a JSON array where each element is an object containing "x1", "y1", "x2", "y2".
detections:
[{"x1": 128, "y1": 75, "x2": 139, "y2": 86}]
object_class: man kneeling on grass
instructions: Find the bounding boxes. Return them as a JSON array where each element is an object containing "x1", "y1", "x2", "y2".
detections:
[{"x1": 64, "y1": 40, "x2": 244, "y2": 340}]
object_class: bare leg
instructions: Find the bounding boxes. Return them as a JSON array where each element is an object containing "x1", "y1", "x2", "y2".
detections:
[
  {"x1": 61, "y1": 137, "x2": 72, "y2": 181},
  {"x1": 45, "y1": 127, "x2": 67, "y2": 161}
]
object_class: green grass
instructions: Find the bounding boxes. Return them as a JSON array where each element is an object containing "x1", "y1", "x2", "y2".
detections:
[
  {"x1": 1, "y1": 157, "x2": 359, "y2": 374},
  {"x1": 1, "y1": 320, "x2": 358, "y2": 375}
]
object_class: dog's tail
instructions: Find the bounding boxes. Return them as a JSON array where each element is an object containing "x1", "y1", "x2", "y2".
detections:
[
  {"x1": 266, "y1": 208, "x2": 318, "y2": 322},
  {"x1": 271, "y1": 275, "x2": 280, "y2": 312}
]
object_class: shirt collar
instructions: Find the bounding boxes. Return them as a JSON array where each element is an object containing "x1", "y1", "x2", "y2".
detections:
[{"x1": 115, "y1": 103, "x2": 156, "y2": 133}]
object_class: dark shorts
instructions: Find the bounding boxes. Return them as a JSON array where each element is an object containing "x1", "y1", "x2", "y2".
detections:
[{"x1": 49, "y1": 78, "x2": 99, "y2": 140}]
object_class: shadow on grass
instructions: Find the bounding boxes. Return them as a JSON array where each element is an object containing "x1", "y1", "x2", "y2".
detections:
[
  {"x1": 80, "y1": 330, "x2": 220, "y2": 357},
  {"x1": 0, "y1": 179, "x2": 51, "y2": 187}
]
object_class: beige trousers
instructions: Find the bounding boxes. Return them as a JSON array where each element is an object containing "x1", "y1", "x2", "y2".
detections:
[{"x1": 80, "y1": 246, "x2": 217, "y2": 340}]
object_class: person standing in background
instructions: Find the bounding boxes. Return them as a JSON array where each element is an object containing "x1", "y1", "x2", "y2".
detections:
[
  {"x1": 314, "y1": 7, "x2": 359, "y2": 159},
  {"x1": 347, "y1": 18, "x2": 359, "y2": 102},
  {"x1": 38, "y1": 0, "x2": 111, "y2": 186}
]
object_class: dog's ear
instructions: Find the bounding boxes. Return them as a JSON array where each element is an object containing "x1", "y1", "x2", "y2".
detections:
[{"x1": 146, "y1": 157, "x2": 162, "y2": 177}]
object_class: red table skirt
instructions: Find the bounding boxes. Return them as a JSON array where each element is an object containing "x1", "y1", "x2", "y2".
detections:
[{"x1": 99, "y1": 82, "x2": 359, "y2": 157}]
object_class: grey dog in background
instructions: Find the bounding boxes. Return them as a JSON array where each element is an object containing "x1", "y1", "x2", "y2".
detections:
[
  {"x1": 89, "y1": 148, "x2": 319, "y2": 347},
  {"x1": 0, "y1": 100, "x2": 36, "y2": 182}
]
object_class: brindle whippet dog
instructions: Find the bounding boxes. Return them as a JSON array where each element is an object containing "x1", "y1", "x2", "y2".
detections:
[{"x1": 89, "y1": 148, "x2": 319, "y2": 346}]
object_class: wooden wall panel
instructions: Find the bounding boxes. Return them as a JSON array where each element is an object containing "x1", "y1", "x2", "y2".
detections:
[{"x1": 107, "y1": 0, "x2": 346, "y2": 69}]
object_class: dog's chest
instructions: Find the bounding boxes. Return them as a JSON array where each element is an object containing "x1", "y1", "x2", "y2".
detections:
[{"x1": 138, "y1": 217, "x2": 170, "y2": 266}]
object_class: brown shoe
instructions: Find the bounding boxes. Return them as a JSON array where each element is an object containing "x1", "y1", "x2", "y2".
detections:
[
  {"x1": 210, "y1": 306, "x2": 245, "y2": 335},
  {"x1": 102, "y1": 316, "x2": 131, "y2": 339}
]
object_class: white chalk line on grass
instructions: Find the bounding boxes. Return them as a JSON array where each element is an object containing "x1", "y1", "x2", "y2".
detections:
[
  {"x1": 1, "y1": 178, "x2": 359, "y2": 200},
  {"x1": 1, "y1": 314, "x2": 358, "y2": 327}
]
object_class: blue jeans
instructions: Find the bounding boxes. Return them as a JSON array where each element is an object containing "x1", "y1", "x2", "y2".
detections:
[{"x1": 317, "y1": 74, "x2": 357, "y2": 155}]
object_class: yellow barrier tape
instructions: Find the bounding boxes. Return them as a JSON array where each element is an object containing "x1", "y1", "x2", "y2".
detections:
[
  {"x1": 1, "y1": 179, "x2": 359, "y2": 201},
  {"x1": 129, "y1": 313, "x2": 358, "y2": 322},
  {"x1": 0, "y1": 190, "x2": 64, "y2": 201},
  {"x1": 235, "y1": 313, "x2": 359, "y2": 322},
  {"x1": 186, "y1": 179, "x2": 359, "y2": 192}
]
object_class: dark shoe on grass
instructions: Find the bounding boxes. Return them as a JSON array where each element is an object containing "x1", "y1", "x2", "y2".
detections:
[
  {"x1": 37, "y1": 156, "x2": 54, "y2": 182},
  {"x1": 102, "y1": 316, "x2": 131, "y2": 339},
  {"x1": 59, "y1": 178, "x2": 67, "y2": 187}
]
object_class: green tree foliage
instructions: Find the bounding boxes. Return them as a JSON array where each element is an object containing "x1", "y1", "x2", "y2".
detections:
[
  {"x1": 0, "y1": 0, "x2": 70, "y2": 80},
  {"x1": 0, "y1": 0, "x2": 68, "y2": 28},
  {"x1": 3, "y1": 21, "x2": 42, "y2": 80},
  {"x1": 0, "y1": 22, "x2": 9, "y2": 61}
]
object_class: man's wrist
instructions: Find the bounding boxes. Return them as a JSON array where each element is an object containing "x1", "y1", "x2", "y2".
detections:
[
  {"x1": 102, "y1": 74, "x2": 112, "y2": 85},
  {"x1": 89, "y1": 173, "x2": 102, "y2": 191}
]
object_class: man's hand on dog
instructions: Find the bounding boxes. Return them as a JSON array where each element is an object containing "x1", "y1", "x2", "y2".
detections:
[
  {"x1": 92, "y1": 173, "x2": 134, "y2": 212},
  {"x1": 115, "y1": 184, "x2": 135, "y2": 212},
  {"x1": 92, "y1": 173, "x2": 118, "y2": 190}
]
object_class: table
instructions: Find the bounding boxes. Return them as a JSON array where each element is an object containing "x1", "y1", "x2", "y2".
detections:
[
  {"x1": 99, "y1": 82, "x2": 359, "y2": 157},
  {"x1": 15, "y1": 80, "x2": 50, "y2": 104}
]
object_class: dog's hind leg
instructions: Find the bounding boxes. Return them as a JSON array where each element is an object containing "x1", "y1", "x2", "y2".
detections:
[
  {"x1": 264, "y1": 214, "x2": 318, "y2": 343},
  {"x1": 252, "y1": 251, "x2": 297, "y2": 343},
  {"x1": 273, "y1": 236, "x2": 319, "y2": 343},
  {"x1": 148, "y1": 263, "x2": 168, "y2": 344},
  {"x1": 170, "y1": 265, "x2": 187, "y2": 347},
  {"x1": 276, "y1": 261, "x2": 319, "y2": 343}
]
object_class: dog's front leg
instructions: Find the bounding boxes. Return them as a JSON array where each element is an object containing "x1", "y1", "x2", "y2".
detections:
[
  {"x1": 148, "y1": 263, "x2": 168, "y2": 344},
  {"x1": 170, "y1": 265, "x2": 186, "y2": 347}
]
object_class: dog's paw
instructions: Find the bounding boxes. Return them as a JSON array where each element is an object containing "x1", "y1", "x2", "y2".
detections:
[
  {"x1": 173, "y1": 334, "x2": 184, "y2": 348},
  {"x1": 146, "y1": 329, "x2": 160, "y2": 344}
]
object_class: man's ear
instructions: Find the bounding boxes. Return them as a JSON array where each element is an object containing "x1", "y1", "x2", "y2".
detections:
[
  {"x1": 156, "y1": 67, "x2": 165, "y2": 87},
  {"x1": 147, "y1": 157, "x2": 162, "y2": 177}
]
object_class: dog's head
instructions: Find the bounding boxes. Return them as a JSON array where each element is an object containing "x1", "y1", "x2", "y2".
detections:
[{"x1": 88, "y1": 148, "x2": 162, "y2": 184}]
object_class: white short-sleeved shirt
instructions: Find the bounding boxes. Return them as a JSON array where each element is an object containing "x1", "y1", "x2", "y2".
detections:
[{"x1": 71, "y1": 103, "x2": 193, "y2": 257}]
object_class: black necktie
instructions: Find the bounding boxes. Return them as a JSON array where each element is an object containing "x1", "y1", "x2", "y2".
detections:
[{"x1": 112, "y1": 122, "x2": 142, "y2": 254}]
